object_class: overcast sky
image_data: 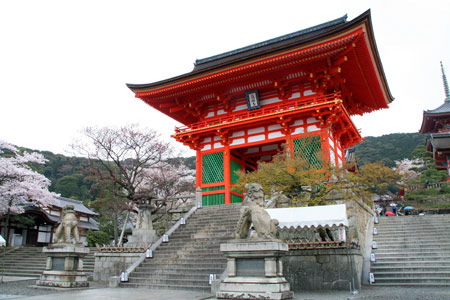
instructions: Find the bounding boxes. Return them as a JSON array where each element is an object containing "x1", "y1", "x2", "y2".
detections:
[{"x1": 1, "y1": 0, "x2": 449, "y2": 156}]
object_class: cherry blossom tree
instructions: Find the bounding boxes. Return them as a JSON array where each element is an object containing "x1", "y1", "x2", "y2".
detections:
[
  {"x1": 394, "y1": 159, "x2": 421, "y2": 185},
  {"x1": 72, "y1": 124, "x2": 172, "y2": 204},
  {"x1": 72, "y1": 125, "x2": 195, "y2": 241},
  {"x1": 0, "y1": 140, "x2": 57, "y2": 245},
  {"x1": 137, "y1": 162, "x2": 195, "y2": 222}
]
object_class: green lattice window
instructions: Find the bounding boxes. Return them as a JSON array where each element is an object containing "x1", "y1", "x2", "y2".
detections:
[
  {"x1": 231, "y1": 194, "x2": 243, "y2": 203},
  {"x1": 230, "y1": 159, "x2": 241, "y2": 184},
  {"x1": 202, "y1": 152, "x2": 224, "y2": 184},
  {"x1": 203, "y1": 186, "x2": 224, "y2": 192},
  {"x1": 293, "y1": 136, "x2": 322, "y2": 169},
  {"x1": 202, "y1": 193, "x2": 225, "y2": 206}
]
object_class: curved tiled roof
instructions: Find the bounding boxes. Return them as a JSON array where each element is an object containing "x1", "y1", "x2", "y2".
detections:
[
  {"x1": 425, "y1": 101, "x2": 450, "y2": 114},
  {"x1": 47, "y1": 197, "x2": 98, "y2": 216},
  {"x1": 193, "y1": 15, "x2": 348, "y2": 69}
]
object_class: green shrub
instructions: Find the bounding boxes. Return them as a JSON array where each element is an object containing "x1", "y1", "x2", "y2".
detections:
[
  {"x1": 86, "y1": 230, "x2": 110, "y2": 247},
  {"x1": 406, "y1": 188, "x2": 441, "y2": 200},
  {"x1": 429, "y1": 202, "x2": 450, "y2": 209}
]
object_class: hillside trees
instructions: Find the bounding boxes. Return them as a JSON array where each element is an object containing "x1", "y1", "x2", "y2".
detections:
[
  {"x1": 410, "y1": 144, "x2": 448, "y2": 185},
  {"x1": 0, "y1": 140, "x2": 58, "y2": 245},
  {"x1": 353, "y1": 133, "x2": 426, "y2": 167}
]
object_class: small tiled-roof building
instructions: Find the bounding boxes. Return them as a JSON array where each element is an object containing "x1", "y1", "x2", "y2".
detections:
[{"x1": 1, "y1": 197, "x2": 99, "y2": 246}]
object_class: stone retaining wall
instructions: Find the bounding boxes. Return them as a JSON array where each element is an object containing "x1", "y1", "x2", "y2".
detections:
[
  {"x1": 94, "y1": 252, "x2": 142, "y2": 281},
  {"x1": 282, "y1": 248, "x2": 362, "y2": 291},
  {"x1": 153, "y1": 204, "x2": 192, "y2": 236}
]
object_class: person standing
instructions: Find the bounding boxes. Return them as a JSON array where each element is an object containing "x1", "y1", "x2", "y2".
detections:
[{"x1": 392, "y1": 203, "x2": 397, "y2": 216}]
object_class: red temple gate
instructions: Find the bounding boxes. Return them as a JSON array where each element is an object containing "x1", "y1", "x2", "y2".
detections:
[{"x1": 127, "y1": 10, "x2": 393, "y2": 206}]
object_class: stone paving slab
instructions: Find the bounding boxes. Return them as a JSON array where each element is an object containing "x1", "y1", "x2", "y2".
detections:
[
  {"x1": 2, "y1": 277, "x2": 450, "y2": 300},
  {"x1": 1, "y1": 288, "x2": 213, "y2": 300},
  {"x1": 0, "y1": 277, "x2": 36, "y2": 283}
]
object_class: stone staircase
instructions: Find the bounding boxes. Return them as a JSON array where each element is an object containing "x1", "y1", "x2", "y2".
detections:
[
  {"x1": 0, "y1": 246, "x2": 97, "y2": 278},
  {"x1": 120, "y1": 203, "x2": 242, "y2": 292},
  {"x1": 371, "y1": 214, "x2": 450, "y2": 286}
]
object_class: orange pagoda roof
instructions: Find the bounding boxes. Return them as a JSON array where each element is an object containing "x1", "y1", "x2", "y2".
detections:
[{"x1": 127, "y1": 9, "x2": 393, "y2": 126}]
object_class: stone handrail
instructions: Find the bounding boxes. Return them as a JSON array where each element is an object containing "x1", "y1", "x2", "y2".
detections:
[{"x1": 123, "y1": 197, "x2": 200, "y2": 277}]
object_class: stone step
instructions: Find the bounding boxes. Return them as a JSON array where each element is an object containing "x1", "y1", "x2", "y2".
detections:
[
  {"x1": 371, "y1": 282, "x2": 450, "y2": 287},
  {"x1": 157, "y1": 244, "x2": 224, "y2": 250},
  {"x1": 376, "y1": 223, "x2": 450, "y2": 229},
  {"x1": 370, "y1": 215, "x2": 450, "y2": 287},
  {"x1": 374, "y1": 230, "x2": 450, "y2": 236},
  {"x1": 2, "y1": 263, "x2": 46, "y2": 268},
  {"x1": 167, "y1": 234, "x2": 234, "y2": 240},
  {"x1": 158, "y1": 240, "x2": 230, "y2": 246},
  {"x1": 131, "y1": 273, "x2": 214, "y2": 280},
  {"x1": 1, "y1": 271, "x2": 41, "y2": 277},
  {"x1": 375, "y1": 230, "x2": 450, "y2": 236},
  {"x1": 150, "y1": 254, "x2": 223, "y2": 260},
  {"x1": 0, "y1": 246, "x2": 96, "y2": 278},
  {"x1": 136, "y1": 262, "x2": 226, "y2": 270},
  {"x1": 371, "y1": 277, "x2": 450, "y2": 284},
  {"x1": 121, "y1": 204, "x2": 239, "y2": 291},
  {"x1": 371, "y1": 243, "x2": 450, "y2": 250},
  {"x1": 128, "y1": 276, "x2": 210, "y2": 286},
  {"x1": 372, "y1": 261, "x2": 450, "y2": 267},
  {"x1": 373, "y1": 271, "x2": 450, "y2": 278},
  {"x1": 132, "y1": 267, "x2": 224, "y2": 275},
  {"x1": 376, "y1": 221, "x2": 450, "y2": 226},
  {"x1": 373, "y1": 256, "x2": 450, "y2": 262},
  {"x1": 372, "y1": 251, "x2": 450, "y2": 257},
  {"x1": 142, "y1": 256, "x2": 226, "y2": 263},
  {"x1": 152, "y1": 248, "x2": 222, "y2": 255},
  {"x1": 374, "y1": 251, "x2": 450, "y2": 260},
  {"x1": 120, "y1": 282, "x2": 211, "y2": 292},
  {"x1": 170, "y1": 230, "x2": 234, "y2": 236},
  {"x1": 371, "y1": 265, "x2": 450, "y2": 272}
]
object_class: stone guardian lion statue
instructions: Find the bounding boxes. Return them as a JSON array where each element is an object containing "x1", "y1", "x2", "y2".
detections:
[
  {"x1": 54, "y1": 205, "x2": 81, "y2": 244},
  {"x1": 235, "y1": 183, "x2": 279, "y2": 239}
]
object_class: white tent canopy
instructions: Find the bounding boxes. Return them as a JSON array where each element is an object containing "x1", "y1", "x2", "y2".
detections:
[
  {"x1": 0, "y1": 234, "x2": 6, "y2": 247},
  {"x1": 266, "y1": 204, "x2": 348, "y2": 229}
]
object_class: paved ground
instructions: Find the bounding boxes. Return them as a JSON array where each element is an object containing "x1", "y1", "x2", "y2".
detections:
[{"x1": 1, "y1": 278, "x2": 450, "y2": 300}]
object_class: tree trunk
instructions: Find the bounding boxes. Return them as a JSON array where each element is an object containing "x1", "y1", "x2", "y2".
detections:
[
  {"x1": 118, "y1": 210, "x2": 130, "y2": 247},
  {"x1": 113, "y1": 211, "x2": 119, "y2": 247},
  {"x1": 4, "y1": 206, "x2": 11, "y2": 247}
]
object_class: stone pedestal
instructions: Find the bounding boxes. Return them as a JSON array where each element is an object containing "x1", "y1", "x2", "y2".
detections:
[
  {"x1": 217, "y1": 240, "x2": 293, "y2": 300},
  {"x1": 127, "y1": 199, "x2": 157, "y2": 246},
  {"x1": 37, "y1": 244, "x2": 90, "y2": 288}
]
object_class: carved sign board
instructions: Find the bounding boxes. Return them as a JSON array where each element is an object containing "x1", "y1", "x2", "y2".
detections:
[
  {"x1": 245, "y1": 90, "x2": 261, "y2": 111},
  {"x1": 236, "y1": 258, "x2": 265, "y2": 277},
  {"x1": 52, "y1": 257, "x2": 65, "y2": 271}
]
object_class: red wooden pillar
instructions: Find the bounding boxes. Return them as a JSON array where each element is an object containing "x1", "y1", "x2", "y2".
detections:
[
  {"x1": 224, "y1": 145, "x2": 231, "y2": 204},
  {"x1": 196, "y1": 150, "x2": 202, "y2": 189},
  {"x1": 285, "y1": 132, "x2": 294, "y2": 157},
  {"x1": 321, "y1": 132, "x2": 330, "y2": 165}
]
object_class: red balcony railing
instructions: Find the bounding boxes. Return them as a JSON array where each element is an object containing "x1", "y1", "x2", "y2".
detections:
[{"x1": 174, "y1": 92, "x2": 341, "y2": 134}]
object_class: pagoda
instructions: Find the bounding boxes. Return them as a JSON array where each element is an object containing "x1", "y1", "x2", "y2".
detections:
[
  {"x1": 419, "y1": 62, "x2": 450, "y2": 175},
  {"x1": 127, "y1": 10, "x2": 393, "y2": 206}
]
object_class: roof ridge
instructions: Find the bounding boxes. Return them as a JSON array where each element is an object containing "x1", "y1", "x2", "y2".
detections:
[
  {"x1": 194, "y1": 14, "x2": 348, "y2": 66},
  {"x1": 441, "y1": 61, "x2": 450, "y2": 103},
  {"x1": 57, "y1": 196, "x2": 82, "y2": 204}
]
